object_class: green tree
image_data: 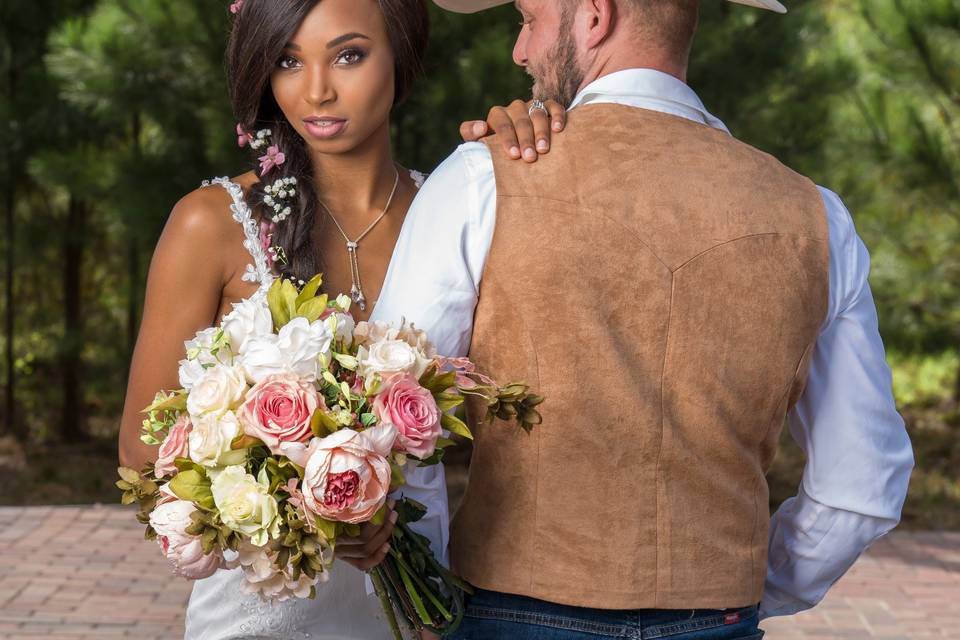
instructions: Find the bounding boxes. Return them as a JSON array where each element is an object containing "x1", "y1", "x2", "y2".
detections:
[{"x1": 826, "y1": 0, "x2": 960, "y2": 397}]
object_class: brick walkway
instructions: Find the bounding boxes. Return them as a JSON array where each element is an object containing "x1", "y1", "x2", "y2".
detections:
[{"x1": 0, "y1": 506, "x2": 957, "y2": 639}]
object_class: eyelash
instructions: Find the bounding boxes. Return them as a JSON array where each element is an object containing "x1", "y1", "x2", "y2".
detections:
[
  {"x1": 335, "y1": 48, "x2": 366, "y2": 66},
  {"x1": 277, "y1": 48, "x2": 366, "y2": 70},
  {"x1": 278, "y1": 55, "x2": 300, "y2": 70}
]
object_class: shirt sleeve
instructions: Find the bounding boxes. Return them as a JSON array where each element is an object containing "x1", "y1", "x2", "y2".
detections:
[
  {"x1": 374, "y1": 142, "x2": 497, "y2": 357},
  {"x1": 761, "y1": 187, "x2": 915, "y2": 618},
  {"x1": 371, "y1": 142, "x2": 498, "y2": 569}
]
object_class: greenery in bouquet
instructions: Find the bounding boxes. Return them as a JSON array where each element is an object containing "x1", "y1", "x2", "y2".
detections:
[{"x1": 118, "y1": 274, "x2": 543, "y2": 637}]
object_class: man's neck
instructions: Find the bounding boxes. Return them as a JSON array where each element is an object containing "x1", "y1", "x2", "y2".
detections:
[{"x1": 578, "y1": 53, "x2": 689, "y2": 95}]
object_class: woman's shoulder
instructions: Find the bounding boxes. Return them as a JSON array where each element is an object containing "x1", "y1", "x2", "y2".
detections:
[{"x1": 166, "y1": 171, "x2": 260, "y2": 239}]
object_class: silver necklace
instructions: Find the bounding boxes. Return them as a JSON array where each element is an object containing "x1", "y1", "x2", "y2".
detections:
[{"x1": 319, "y1": 168, "x2": 400, "y2": 312}]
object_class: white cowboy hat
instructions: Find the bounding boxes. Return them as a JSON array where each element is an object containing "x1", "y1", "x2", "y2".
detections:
[{"x1": 434, "y1": 0, "x2": 787, "y2": 14}]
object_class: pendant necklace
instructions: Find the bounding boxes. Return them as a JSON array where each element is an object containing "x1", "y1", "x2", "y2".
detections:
[{"x1": 319, "y1": 167, "x2": 400, "y2": 312}]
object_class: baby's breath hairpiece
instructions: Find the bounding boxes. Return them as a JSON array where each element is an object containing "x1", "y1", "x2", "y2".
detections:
[{"x1": 264, "y1": 177, "x2": 298, "y2": 224}]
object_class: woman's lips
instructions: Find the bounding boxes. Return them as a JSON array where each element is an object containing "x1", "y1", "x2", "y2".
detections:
[{"x1": 303, "y1": 118, "x2": 347, "y2": 140}]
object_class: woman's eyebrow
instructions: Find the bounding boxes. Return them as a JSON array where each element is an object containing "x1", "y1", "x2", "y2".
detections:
[{"x1": 326, "y1": 32, "x2": 371, "y2": 49}]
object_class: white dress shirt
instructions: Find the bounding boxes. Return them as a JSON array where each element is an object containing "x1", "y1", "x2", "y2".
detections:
[{"x1": 375, "y1": 68, "x2": 914, "y2": 619}]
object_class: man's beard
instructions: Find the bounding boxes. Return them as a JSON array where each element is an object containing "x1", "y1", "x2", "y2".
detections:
[{"x1": 529, "y1": 10, "x2": 584, "y2": 107}]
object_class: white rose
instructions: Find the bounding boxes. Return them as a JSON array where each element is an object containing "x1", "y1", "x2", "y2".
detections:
[
  {"x1": 211, "y1": 466, "x2": 280, "y2": 547},
  {"x1": 222, "y1": 298, "x2": 273, "y2": 354},
  {"x1": 188, "y1": 411, "x2": 246, "y2": 468},
  {"x1": 357, "y1": 339, "x2": 432, "y2": 380},
  {"x1": 178, "y1": 358, "x2": 206, "y2": 390},
  {"x1": 187, "y1": 365, "x2": 248, "y2": 417},
  {"x1": 240, "y1": 317, "x2": 332, "y2": 384},
  {"x1": 179, "y1": 327, "x2": 235, "y2": 391},
  {"x1": 326, "y1": 312, "x2": 355, "y2": 348}
]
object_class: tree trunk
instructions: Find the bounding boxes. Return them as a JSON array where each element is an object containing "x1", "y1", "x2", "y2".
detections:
[
  {"x1": 3, "y1": 57, "x2": 21, "y2": 440},
  {"x1": 3, "y1": 171, "x2": 16, "y2": 440},
  {"x1": 125, "y1": 110, "x2": 143, "y2": 379},
  {"x1": 61, "y1": 195, "x2": 88, "y2": 443}
]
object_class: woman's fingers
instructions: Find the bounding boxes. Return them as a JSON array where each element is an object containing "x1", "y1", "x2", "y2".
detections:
[
  {"x1": 461, "y1": 98, "x2": 568, "y2": 161},
  {"x1": 545, "y1": 99, "x2": 567, "y2": 133},
  {"x1": 487, "y1": 104, "x2": 523, "y2": 159},
  {"x1": 460, "y1": 120, "x2": 490, "y2": 142}
]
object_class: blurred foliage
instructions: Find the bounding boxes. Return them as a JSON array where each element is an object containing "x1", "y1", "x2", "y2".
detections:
[{"x1": 0, "y1": 0, "x2": 957, "y2": 518}]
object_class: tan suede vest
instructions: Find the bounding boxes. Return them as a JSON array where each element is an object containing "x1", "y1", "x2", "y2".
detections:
[{"x1": 450, "y1": 104, "x2": 829, "y2": 610}]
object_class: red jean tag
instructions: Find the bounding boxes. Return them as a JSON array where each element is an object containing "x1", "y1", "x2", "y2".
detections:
[{"x1": 724, "y1": 613, "x2": 741, "y2": 625}]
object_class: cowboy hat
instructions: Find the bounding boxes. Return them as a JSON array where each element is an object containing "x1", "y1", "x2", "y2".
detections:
[{"x1": 433, "y1": 0, "x2": 787, "y2": 14}]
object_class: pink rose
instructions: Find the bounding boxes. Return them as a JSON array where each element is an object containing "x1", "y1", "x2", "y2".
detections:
[
  {"x1": 239, "y1": 374, "x2": 320, "y2": 455},
  {"x1": 281, "y1": 424, "x2": 396, "y2": 524},
  {"x1": 155, "y1": 415, "x2": 192, "y2": 479},
  {"x1": 373, "y1": 374, "x2": 442, "y2": 459},
  {"x1": 149, "y1": 498, "x2": 222, "y2": 580}
]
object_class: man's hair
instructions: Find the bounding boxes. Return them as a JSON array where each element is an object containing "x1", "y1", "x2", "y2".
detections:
[{"x1": 623, "y1": 0, "x2": 700, "y2": 58}]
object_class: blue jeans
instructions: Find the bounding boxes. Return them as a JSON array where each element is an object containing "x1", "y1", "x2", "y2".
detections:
[{"x1": 448, "y1": 589, "x2": 764, "y2": 640}]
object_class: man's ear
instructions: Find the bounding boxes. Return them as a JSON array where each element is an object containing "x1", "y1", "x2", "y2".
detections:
[{"x1": 582, "y1": 0, "x2": 617, "y2": 49}]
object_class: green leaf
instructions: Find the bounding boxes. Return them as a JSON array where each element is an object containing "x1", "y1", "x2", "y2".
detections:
[
  {"x1": 340, "y1": 523, "x2": 361, "y2": 538},
  {"x1": 422, "y1": 370, "x2": 457, "y2": 394},
  {"x1": 295, "y1": 273, "x2": 324, "y2": 308},
  {"x1": 414, "y1": 447, "x2": 445, "y2": 467},
  {"x1": 395, "y1": 498, "x2": 427, "y2": 525},
  {"x1": 268, "y1": 278, "x2": 292, "y2": 328},
  {"x1": 118, "y1": 467, "x2": 141, "y2": 484},
  {"x1": 296, "y1": 296, "x2": 328, "y2": 323},
  {"x1": 230, "y1": 433, "x2": 263, "y2": 451},
  {"x1": 120, "y1": 492, "x2": 137, "y2": 506},
  {"x1": 390, "y1": 462, "x2": 407, "y2": 489},
  {"x1": 174, "y1": 458, "x2": 204, "y2": 474},
  {"x1": 441, "y1": 413, "x2": 473, "y2": 440},
  {"x1": 281, "y1": 279, "x2": 299, "y2": 318},
  {"x1": 144, "y1": 392, "x2": 187, "y2": 414},
  {"x1": 169, "y1": 470, "x2": 215, "y2": 510},
  {"x1": 311, "y1": 409, "x2": 338, "y2": 438},
  {"x1": 370, "y1": 504, "x2": 388, "y2": 526},
  {"x1": 360, "y1": 412, "x2": 377, "y2": 428},
  {"x1": 315, "y1": 518, "x2": 337, "y2": 542},
  {"x1": 434, "y1": 392, "x2": 464, "y2": 413},
  {"x1": 436, "y1": 437, "x2": 456, "y2": 449}
]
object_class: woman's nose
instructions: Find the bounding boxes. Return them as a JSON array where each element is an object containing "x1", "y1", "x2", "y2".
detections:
[{"x1": 306, "y1": 65, "x2": 335, "y2": 105}]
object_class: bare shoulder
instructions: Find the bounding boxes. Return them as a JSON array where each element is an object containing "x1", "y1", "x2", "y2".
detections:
[{"x1": 163, "y1": 172, "x2": 256, "y2": 245}]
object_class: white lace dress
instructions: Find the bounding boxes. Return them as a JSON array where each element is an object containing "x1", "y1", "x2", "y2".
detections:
[{"x1": 183, "y1": 171, "x2": 426, "y2": 640}]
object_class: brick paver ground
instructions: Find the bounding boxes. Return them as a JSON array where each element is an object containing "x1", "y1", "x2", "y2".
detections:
[{"x1": 0, "y1": 505, "x2": 957, "y2": 639}]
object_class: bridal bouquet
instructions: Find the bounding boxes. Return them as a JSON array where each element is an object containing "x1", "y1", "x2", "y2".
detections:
[{"x1": 117, "y1": 274, "x2": 542, "y2": 638}]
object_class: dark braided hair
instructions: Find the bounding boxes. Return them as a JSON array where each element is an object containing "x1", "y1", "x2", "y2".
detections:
[{"x1": 226, "y1": 0, "x2": 429, "y2": 284}]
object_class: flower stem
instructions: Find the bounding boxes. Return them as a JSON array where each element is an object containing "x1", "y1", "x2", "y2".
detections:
[
  {"x1": 396, "y1": 559, "x2": 432, "y2": 625},
  {"x1": 370, "y1": 568, "x2": 404, "y2": 640}
]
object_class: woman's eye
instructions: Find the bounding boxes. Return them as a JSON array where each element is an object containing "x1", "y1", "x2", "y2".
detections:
[
  {"x1": 278, "y1": 55, "x2": 301, "y2": 70},
  {"x1": 334, "y1": 48, "x2": 365, "y2": 66}
]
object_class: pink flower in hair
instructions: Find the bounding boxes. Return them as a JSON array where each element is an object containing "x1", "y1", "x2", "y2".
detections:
[
  {"x1": 259, "y1": 145, "x2": 286, "y2": 175},
  {"x1": 230, "y1": 1, "x2": 244, "y2": 14},
  {"x1": 236, "y1": 123, "x2": 253, "y2": 148}
]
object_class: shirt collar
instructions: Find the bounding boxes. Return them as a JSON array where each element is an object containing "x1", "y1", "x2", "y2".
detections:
[{"x1": 568, "y1": 68, "x2": 730, "y2": 134}]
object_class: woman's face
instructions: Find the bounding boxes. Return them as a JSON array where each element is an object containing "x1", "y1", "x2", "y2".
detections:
[{"x1": 271, "y1": 0, "x2": 396, "y2": 155}]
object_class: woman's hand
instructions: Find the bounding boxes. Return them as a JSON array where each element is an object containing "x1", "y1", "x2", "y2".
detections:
[{"x1": 460, "y1": 99, "x2": 567, "y2": 162}]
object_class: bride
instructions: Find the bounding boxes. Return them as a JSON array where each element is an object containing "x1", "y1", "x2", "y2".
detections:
[{"x1": 117, "y1": 0, "x2": 561, "y2": 638}]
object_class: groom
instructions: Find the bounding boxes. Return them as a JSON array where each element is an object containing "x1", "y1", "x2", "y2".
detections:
[{"x1": 375, "y1": 0, "x2": 914, "y2": 638}]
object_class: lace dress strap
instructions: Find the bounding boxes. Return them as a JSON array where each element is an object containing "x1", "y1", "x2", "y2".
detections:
[
  {"x1": 201, "y1": 177, "x2": 275, "y2": 296},
  {"x1": 409, "y1": 169, "x2": 427, "y2": 189}
]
